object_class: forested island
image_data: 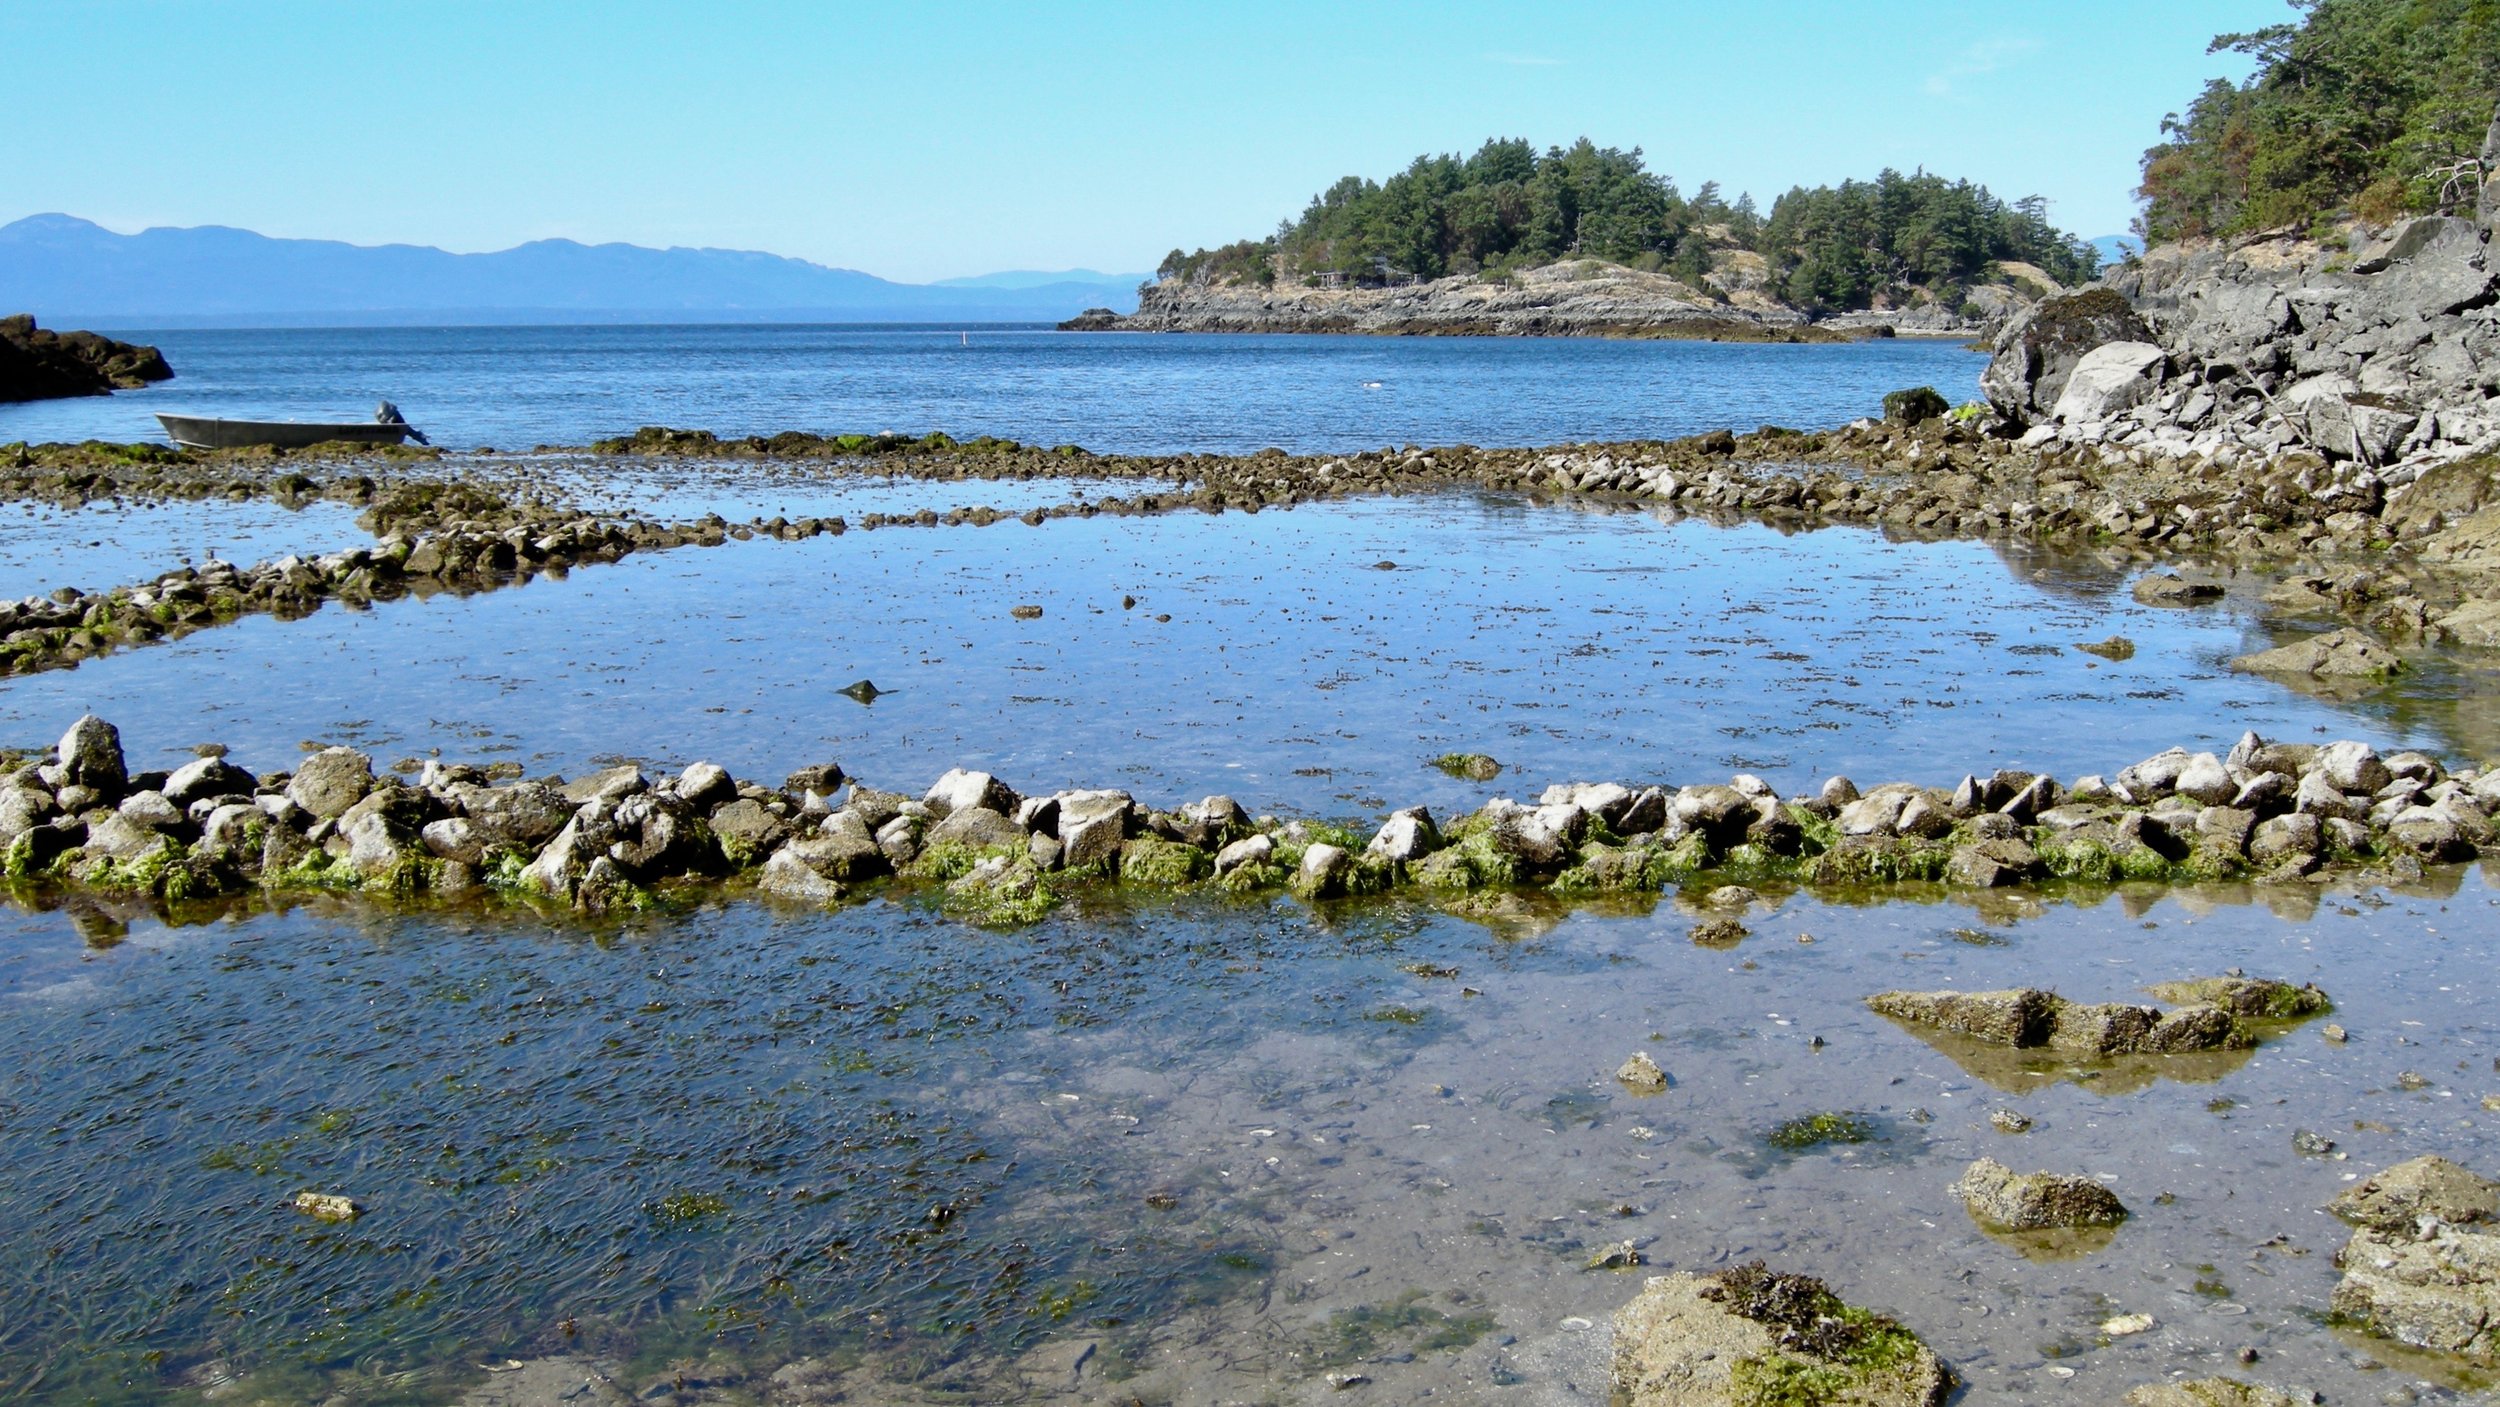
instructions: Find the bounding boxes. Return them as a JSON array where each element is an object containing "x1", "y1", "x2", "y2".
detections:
[{"x1": 1072, "y1": 143, "x2": 2103, "y2": 337}]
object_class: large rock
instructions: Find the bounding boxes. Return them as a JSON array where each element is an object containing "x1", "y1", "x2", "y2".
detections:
[
  {"x1": 757, "y1": 845, "x2": 845, "y2": 902},
  {"x1": 1868, "y1": 987, "x2": 2259, "y2": 1055},
  {"x1": 2331, "y1": 1155, "x2": 2500, "y2": 1232},
  {"x1": 2305, "y1": 391, "x2": 2424, "y2": 463},
  {"x1": 56, "y1": 715, "x2": 127, "y2": 796},
  {"x1": 0, "y1": 314, "x2": 174, "y2": 403},
  {"x1": 2049, "y1": 340, "x2": 2166, "y2": 422},
  {"x1": 1293, "y1": 842, "x2": 1353, "y2": 899},
  {"x1": 1945, "y1": 838, "x2": 2041, "y2": 888},
  {"x1": 1481, "y1": 798, "x2": 1583, "y2": 869},
  {"x1": 1611, "y1": 1264, "x2": 1949, "y2": 1407},
  {"x1": 1366, "y1": 807, "x2": 1440, "y2": 863},
  {"x1": 455, "y1": 781, "x2": 574, "y2": 849},
  {"x1": 2230, "y1": 628, "x2": 2403, "y2": 680},
  {"x1": 1054, "y1": 789, "x2": 1132, "y2": 871},
  {"x1": 2328, "y1": 1156, "x2": 2500, "y2": 1364},
  {"x1": 708, "y1": 798, "x2": 789, "y2": 864},
  {"x1": 1953, "y1": 1157, "x2": 2129, "y2": 1231},
  {"x1": 287, "y1": 748, "x2": 375, "y2": 820},
  {"x1": 162, "y1": 755, "x2": 254, "y2": 807},
  {"x1": 923, "y1": 769, "x2": 1019, "y2": 819},
  {"x1": 926, "y1": 804, "x2": 1023, "y2": 852},
  {"x1": 1981, "y1": 289, "x2": 2157, "y2": 421}
]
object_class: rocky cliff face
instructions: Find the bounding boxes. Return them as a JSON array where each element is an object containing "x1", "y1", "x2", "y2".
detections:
[
  {"x1": 1980, "y1": 205, "x2": 2500, "y2": 490},
  {"x1": 0, "y1": 314, "x2": 173, "y2": 404},
  {"x1": 1070, "y1": 258, "x2": 2039, "y2": 340}
]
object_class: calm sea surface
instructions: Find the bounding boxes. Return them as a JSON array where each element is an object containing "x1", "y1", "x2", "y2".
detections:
[{"x1": 0, "y1": 324, "x2": 1985, "y2": 452}]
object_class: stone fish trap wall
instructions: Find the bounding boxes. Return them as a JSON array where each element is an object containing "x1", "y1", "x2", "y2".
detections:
[{"x1": 5, "y1": 714, "x2": 2492, "y2": 922}]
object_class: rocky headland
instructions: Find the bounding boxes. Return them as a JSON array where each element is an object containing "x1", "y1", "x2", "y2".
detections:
[
  {"x1": 1063, "y1": 256, "x2": 2046, "y2": 339},
  {"x1": 0, "y1": 313, "x2": 172, "y2": 403},
  {"x1": 1980, "y1": 183, "x2": 2500, "y2": 489}
]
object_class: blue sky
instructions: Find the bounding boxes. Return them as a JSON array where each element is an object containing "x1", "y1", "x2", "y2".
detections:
[{"x1": 3, "y1": 0, "x2": 2285, "y2": 282}]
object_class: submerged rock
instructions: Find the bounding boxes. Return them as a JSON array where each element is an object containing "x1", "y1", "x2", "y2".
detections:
[
  {"x1": 2330, "y1": 1155, "x2": 2500, "y2": 1232},
  {"x1": 2131, "y1": 571, "x2": 2224, "y2": 606},
  {"x1": 2331, "y1": 1208, "x2": 2500, "y2": 1362},
  {"x1": 2122, "y1": 1380, "x2": 2303, "y2": 1407},
  {"x1": 1953, "y1": 1157, "x2": 2128, "y2": 1231},
  {"x1": 2230, "y1": 628, "x2": 2404, "y2": 679},
  {"x1": 1617, "y1": 1051, "x2": 1669, "y2": 1091},
  {"x1": 1611, "y1": 1262, "x2": 1949, "y2": 1407},
  {"x1": 1865, "y1": 983, "x2": 2305, "y2": 1056}
]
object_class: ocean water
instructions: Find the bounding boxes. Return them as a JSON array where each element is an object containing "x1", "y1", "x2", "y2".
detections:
[{"x1": 0, "y1": 324, "x2": 1985, "y2": 453}]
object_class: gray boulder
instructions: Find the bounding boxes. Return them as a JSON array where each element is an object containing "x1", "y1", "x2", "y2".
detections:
[
  {"x1": 163, "y1": 755, "x2": 255, "y2": 806},
  {"x1": 923, "y1": 768, "x2": 1019, "y2": 819},
  {"x1": 812, "y1": 809, "x2": 891, "y2": 879},
  {"x1": 708, "y1": 798, "x2": 789, "y2": 864},
  {"x1": 2049, "y1": 340, "x2": 2165, "y2": 422},
  {"x1": 287, "y1": 748, "x2": 374, "y2": 820},
  {"x1": 1212, "y1": 832, "x2": 1274, "y2": 875},
  {"x1": 560, "y1": 764, "x2": 645, "y2": 804},
  {"x1": 1982, "y1": 288, "x2": 2157, "y2": 421},
  {"x1": 56, "y1": 715, "x2": 126, "y2": 796},
  {"x1": 1055, "y1": 789, "x2": 1132, "y2": 870},
  {"x1": 927, "y1": 804, "x2": 1023, "y2": 851},
  {"x1": 758, "y1": 844, "x2": 846, "y2": 902},
  {"x1": 674, "y1": 762, "x2": 736, "y2": 810},
  {"x1": 421, "y1": 817, "x2": 487, "y2": 864},
  {"x1": 1293, "y1": 842, "x2": 1353, "y2": 899},
  {"x1": 1367, "y1": 807, "x2": 1440, "y2": 862}
]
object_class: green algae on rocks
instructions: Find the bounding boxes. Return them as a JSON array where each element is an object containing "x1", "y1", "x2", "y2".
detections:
[
  {"x1": 1613, "y1": 1262, "x2": 1949, "y2": 1407},
  {"x1": 5, "y1": 713, "x2": 2491, "y2": 930}
]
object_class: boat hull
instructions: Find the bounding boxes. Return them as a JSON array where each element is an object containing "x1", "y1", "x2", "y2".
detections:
[{"x1": 155, "y1": 415, "x2": 418, "y2": 450}]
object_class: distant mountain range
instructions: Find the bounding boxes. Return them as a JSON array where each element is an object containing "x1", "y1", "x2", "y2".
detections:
[{"x1": 0, "y1": 215, "x2": 1150, "y2": 327}]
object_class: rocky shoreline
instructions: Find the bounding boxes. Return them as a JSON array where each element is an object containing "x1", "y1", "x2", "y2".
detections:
[{"x1": 1060, "y1": 258, "x2": 2012, "y2": 340}]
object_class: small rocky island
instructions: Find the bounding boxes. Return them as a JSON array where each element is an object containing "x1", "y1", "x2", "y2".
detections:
[
  {"x1": 1070, "y1": 143, "x2": 2094, "y2": 339},
  {"x1": 0, "y1": 313, "x2": 172, "y2": 403}
]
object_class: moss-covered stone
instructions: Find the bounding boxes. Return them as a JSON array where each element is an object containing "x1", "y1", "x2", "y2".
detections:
[
  {"x1": 2144, "y1": 976, "x2": 2332, "y2": 1021},
  {"x1": 1613, "y1": 1263, "x2": 1949, "y2": 1407},
  {"x1": 1953, "y1": 1157, "x2": 2130, "y2": 1231},
  {"x1": 942, "y1": 855, "x2": 1060, "y2": 926},
  {"x1": 1120, "y1": 834, "x2": 1211, "y2": 887}
]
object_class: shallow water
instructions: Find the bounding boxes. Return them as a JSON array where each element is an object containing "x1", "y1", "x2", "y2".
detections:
[
  {"x1": 0, "y1": 491, "x2": 2460, "y2": 808},
  {"x1": 468, "y1": 454, "x2": 1174, "y2": 524},
  {"x1": 2, "y1": 871, "x2": 2491, "y2": 1403},
  {"x1": 4, "y1": 458, "x2": 2498, "y2": 1404},
  {"x1": 0, "y1": 496, "x2": 369, "y2": 601},
  {"x1": 0, "y1": 326, "x2": 1986, "y2": 454}
]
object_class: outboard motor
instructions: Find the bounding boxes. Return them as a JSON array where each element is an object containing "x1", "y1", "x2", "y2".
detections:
[{"x1": 374, "y1": 401, "x2": 431, "y2": 445}]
